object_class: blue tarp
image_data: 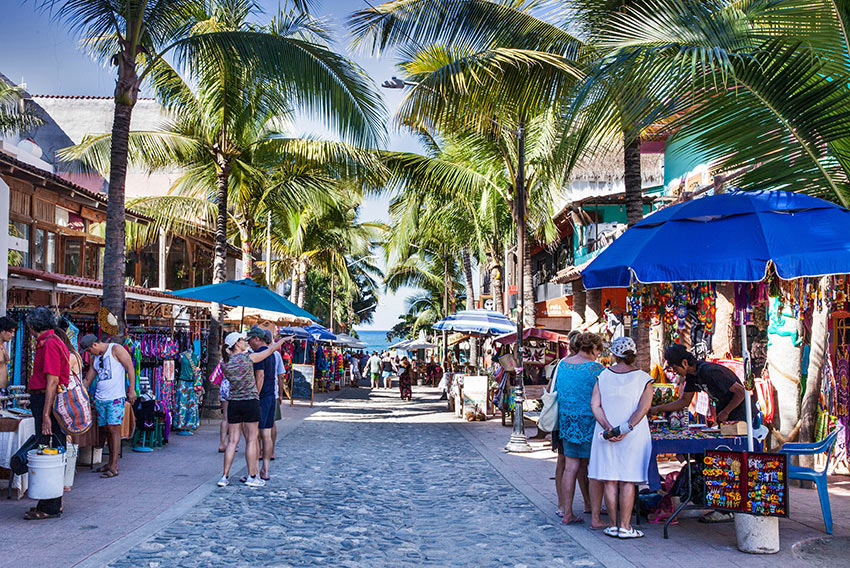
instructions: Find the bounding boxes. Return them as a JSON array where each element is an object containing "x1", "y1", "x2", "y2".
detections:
[{"x1": 582, "y1": 190, "x2": 850, "y2": 289}]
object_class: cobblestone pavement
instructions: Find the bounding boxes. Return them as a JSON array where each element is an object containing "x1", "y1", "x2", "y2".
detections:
[{"x1": 107, "y1": 387, "x2": 602, "y2": 568}]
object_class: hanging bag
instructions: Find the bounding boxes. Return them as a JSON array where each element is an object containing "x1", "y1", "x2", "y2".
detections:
[
  {"x1": 10, "y1": 433, "x2": 65, "y2": 475},
  {"x1": 537, "y1": 362, "x2": 561, "y2": 432},
  {"x1": 53, "y1": 381, "x2": 93, "y2": 435}
]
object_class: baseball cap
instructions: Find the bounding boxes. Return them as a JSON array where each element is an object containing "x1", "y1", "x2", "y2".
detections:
[
  {"x1": 224, "y1": 331, "x2": 247, "y2": 349},
  {"x1": 246, "y1": 326, "x2": 267, "y2": 340},
  {"x1": 79, "y1": 334, "x2": 99, "y2": 351}
]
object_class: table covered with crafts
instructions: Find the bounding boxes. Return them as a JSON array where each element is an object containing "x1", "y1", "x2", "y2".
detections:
[
  {"x1": 649, "y1": 425, "x2": 754, "y2": 538},
  {"x1": 0, "y1": 412, "x2": 35, "y2": 498}
]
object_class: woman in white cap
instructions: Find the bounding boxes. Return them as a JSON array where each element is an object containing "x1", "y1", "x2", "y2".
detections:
[
  {"x1": 588, "y1": 336, "x2": 654, "y2": 539},
  {"x1": 218, "y1": 331, "x2": 286, "y2": 488}
]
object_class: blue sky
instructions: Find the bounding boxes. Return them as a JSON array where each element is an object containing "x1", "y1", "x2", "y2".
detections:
[{"x1": 0, "y1": 0, "x2": 419, "y2": 330}]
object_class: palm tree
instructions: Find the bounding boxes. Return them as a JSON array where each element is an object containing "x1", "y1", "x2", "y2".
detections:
[
  {"x1": 0, "y1": 83, "x2": 43, "y2": 135},
  {"x1": 41, "y1": 0, "x2": 386, "y2": 332}
]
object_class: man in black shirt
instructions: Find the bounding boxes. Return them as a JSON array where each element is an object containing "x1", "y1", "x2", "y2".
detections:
[{"x1": 651, "y1": 344, "x2": 756, "y2": 424}]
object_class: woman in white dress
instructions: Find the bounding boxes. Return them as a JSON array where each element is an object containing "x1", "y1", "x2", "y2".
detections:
[{"x1": 589, "y1": 336, "x2": 654, "y2": 539}]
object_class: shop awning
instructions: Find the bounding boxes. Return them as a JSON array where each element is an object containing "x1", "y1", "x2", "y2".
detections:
[{"x1": 493, "y1": 328, "x2": 571, "y2": 345}]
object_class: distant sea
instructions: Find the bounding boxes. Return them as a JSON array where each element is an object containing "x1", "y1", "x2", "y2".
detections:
[{"x1": 354, "y1": 329, "x2": 393, "y2": 354}]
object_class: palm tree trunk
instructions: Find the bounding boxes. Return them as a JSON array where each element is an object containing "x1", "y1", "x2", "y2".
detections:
[
  {"x1": 800, "y1": 276, "x2": 830, "y2": 468},
  {"x1": 238, "y1": 221, "x2": 253, "y2": 278},
  {"x1": 296, "y1": 260, "x2": 307, "y2": 307},
  {"x1": 767, "y1": 296, "x2": 803, "y2": 439},
  {"x1": 522, "y1": 234, "x2": 535, "y2": 328},
  {"x1": 461, "y1": 248, "x2": 478, "y2": 367},
  {"x1": 103, "y1": 100, "x2": 135, "y2": 336},
  {"x1": 489, "y1": 257, "x2": 504, "y2": 314},
  {"x1": 624, "y1": 135, "x2": 651, "y2": 368},
  {"x1": 206, "y1": 158, "x2": 230, "y2": 384},
  {"x1": 290, "y1": 269, "x2": 299, "y2": 303}
]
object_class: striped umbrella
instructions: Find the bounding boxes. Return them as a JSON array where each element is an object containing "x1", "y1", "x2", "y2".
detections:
[{"x1": 432, "y1": 310, "x2": 516, "y2": 336}]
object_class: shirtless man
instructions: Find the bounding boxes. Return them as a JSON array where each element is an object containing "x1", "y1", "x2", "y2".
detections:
[{"x1": 0, "y1": 316, "x2": 18, "y2": 390}]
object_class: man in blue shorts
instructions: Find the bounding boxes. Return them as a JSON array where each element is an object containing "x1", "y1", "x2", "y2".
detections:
[{"x1": 248, "y1": 327, "x2": 276, "y2": 481}]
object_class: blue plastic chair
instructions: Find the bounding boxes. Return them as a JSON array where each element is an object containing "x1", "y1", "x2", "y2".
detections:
[{"x1": 779, "y1": 429, "x2": 840, "y2": 534}]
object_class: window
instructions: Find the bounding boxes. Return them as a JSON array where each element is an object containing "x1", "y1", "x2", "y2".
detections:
[
  {"x1": 86, "y1": 244, "x2": 103, "y2": 280},
  {"x1": 8, "y1": 222, "x2": 29, "y2": 268},
  {"x1": 56, "y1": 207, "x2": 86, "y2": 232},
  {"x1": 34, "y1": 229, "x2": 58, "y2": 272},
  {"x1": 64, "y1": 239, "x2": 83, "y2": 276}
]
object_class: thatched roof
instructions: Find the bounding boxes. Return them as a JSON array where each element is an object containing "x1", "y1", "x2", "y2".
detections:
[{"x1": 569, "y1": 150, "x2": 665, "y2": 186}]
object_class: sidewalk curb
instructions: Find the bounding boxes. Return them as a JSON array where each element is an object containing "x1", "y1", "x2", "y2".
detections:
[
  {"x1": 454, "y1": 424, "x2": 636, "y2": 568},
  {"x1": 72, "y1": 395, "x2": 336, "y2": 568}
]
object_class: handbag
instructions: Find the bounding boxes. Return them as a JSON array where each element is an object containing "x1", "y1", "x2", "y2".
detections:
[
  {"x1": 53, "y1": 381, "x2": 93, "y2": 435},
  {"x1": 538, "y1": 374, "x2": 559, "y2": 432},
  {"x1": 10, "y1": 434, "x2": 66, "y2": 475}
]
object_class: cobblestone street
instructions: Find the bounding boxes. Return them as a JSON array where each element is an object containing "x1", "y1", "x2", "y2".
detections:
[{"x1": 103, "y1": 387, "x2": 599, "y2": 568}]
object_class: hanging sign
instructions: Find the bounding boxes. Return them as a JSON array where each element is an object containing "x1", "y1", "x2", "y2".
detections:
[
  {"x1": 290, "y1": 364, "x2": 314, "y2": 407},
  {"x1": 703, "y1": 450, "x2": 788, "y2": 517}
]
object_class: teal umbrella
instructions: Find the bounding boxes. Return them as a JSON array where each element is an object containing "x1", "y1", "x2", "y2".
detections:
[{"x1": 170, "y1": 279, "x2": 319, "y2": 321}]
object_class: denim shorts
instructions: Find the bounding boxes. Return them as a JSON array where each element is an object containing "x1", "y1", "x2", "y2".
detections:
[{"x1": 95, "y1": 397, "x2": 126, "y2": 426}]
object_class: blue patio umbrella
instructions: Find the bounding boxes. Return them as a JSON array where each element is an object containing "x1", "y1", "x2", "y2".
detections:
[
  {"x1": 304, "y1": 324, "x2": 337, "y2": 342},
  {"x1": 278, "y1": 326, "x2": 313, "y2": 340},
  {"x1": 433, "y1": 310, "x2": 516, "y2": 335},
  {"x1": 582, "y1": 190, "x2": 850, "y2": 289},
  {"x1": 170, "y1": 278, "x2": 319, "y2": 321}
]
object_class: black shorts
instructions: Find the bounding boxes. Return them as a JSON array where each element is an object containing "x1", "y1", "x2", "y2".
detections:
[
  {"x1": 227, "y1": 399, "x2": 261, "y2": 424},
  {"x1": 258, "y1": 395, "x2": 276, "y2": 429}
]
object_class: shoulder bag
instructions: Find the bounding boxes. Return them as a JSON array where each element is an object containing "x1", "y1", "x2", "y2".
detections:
[{"x1": 537, "y1": 363, "x2": 561, "y2": 432}]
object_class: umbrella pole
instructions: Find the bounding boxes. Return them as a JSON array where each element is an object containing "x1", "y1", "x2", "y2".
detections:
[
  {"x1": 739, "y1": 309, "x2": 755, "y2": 452},
  {"x1": 240, "y1": 306, "x2": 245, "y2": 330}
]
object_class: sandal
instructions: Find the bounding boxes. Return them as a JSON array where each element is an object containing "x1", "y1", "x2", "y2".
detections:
[
  {"x1": 603, "y1": 526, "x2": 620, "y2": 538},
  {"x1": 618, "y1": 528, "x2": 644, "y2": 539},
  {"x1": 24, "y1": 510, "x2": 61, "y2": 521},
  {"x1": 94, "y1": 464, "x2": 111, "y2": 473},
  {"x1": 100, "y1": 469, "x2": 119, "y2": 478}
]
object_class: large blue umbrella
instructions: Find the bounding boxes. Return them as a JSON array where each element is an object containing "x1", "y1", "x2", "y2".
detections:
[
  {"x1": 278, "y1": 326, "x2": 313, "y2": 340},
  {"x1": 433, "y1": 310, "x2": 516, "y2": 335},
  {"x1": 582, "y1": 190, "x2": 850, "y2": 289},
  {"x1": 170, "y1": 279, "x2": 319, "y2": 321}
]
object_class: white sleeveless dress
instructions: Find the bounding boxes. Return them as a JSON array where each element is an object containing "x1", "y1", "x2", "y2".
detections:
[{"x1": 588, "y1": 369, "x2": 653, "y2": 483}]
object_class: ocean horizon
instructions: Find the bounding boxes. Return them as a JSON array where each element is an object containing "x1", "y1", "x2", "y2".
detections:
[{"x1": 353, "y1": 329, "x2": 393, "y2": 353}]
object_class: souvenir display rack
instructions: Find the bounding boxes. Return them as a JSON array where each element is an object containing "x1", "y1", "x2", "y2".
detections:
[{"x1": 703, "y1": 450, "x2": 788, "y2": 517}]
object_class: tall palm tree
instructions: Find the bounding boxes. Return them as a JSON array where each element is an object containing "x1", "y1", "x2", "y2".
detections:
[{"x1": 42, "y1": 0, "x2": 386, "y2": 332}]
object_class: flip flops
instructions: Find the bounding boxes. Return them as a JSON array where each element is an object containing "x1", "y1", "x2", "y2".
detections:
[
  {"x1": 100, "y1": 469, "x2": 119, "y2": 478},
  {"x1": 618, "y1": 528, "x2": 644, "y2": 539},
  {"x1": 24, "y1": 510, "x2": 61, "y2": 521}
]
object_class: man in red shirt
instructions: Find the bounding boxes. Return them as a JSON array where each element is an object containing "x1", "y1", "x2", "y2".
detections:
[{"x1": 25, "y1": 307, "x2": 70, "y2": 520}]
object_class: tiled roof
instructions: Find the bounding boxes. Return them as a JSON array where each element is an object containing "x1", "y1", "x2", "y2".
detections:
[
  {"x1": 0, "y1": 152, "x2": 152, "y2": 222},
  {"x1": 9, "y1": 266, "x2": 208, "y2": 305},
  {"x1": 31, "y1": 94, "x2": 154, "y2": 101}
]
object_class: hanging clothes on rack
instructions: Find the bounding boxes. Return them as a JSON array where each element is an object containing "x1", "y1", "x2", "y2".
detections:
[{"x1": 172, "y1": 350, "x2": 201, "y2": 432}]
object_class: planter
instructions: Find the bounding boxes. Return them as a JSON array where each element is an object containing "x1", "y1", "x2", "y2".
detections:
[{"x1": 735, "y1": 514, "x2": 780, "y2": 554}]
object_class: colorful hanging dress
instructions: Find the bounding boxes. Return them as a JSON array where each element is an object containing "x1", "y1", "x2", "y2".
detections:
[{"x1": 173, "y1": 351, "x2": 202, "y2": 431}]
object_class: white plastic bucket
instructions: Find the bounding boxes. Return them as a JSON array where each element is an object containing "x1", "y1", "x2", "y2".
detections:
[{"x1": 27, "y1": 450, "x2": 67, "y2": 500}]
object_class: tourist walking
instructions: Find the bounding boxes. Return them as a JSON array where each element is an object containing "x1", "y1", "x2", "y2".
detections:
[
  {"x1": 247, "y1": 327, "x2": 277, "y2": 482},
  {"x1": 350, "y1": 353, "x2": 362, "y2": 387},
  {"x1": 80, "y1": 334, "x2": 137, "y2": 479},
  {"x1": 425, "y1": 356, "x2": 442, "y2": 387},
  {"x1": 553, "y1": 332, "x2": 605, "y2": 526},
  {"x1": 380, "y1": 352, "x2": 395, "y2": 389},
  {"x1": 589, "y1": 337, "x2": 653, "y2": 539},
  {"x1": 398, "y1": 358, "x2": 413, "y2": 401},
  {"x1": 367, "y1": 351, "x2": 381, "y2": 389},
  {"x1": 218, "y1": 331, "x2": 286, "y2": 488},
  {"x1": 24, "y1": 308, "x2": 69, "y2": 520}
]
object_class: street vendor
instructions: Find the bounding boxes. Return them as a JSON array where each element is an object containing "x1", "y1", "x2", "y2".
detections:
[{"x1": 651, "y1": 344, "x2": 756, "y2": 425}]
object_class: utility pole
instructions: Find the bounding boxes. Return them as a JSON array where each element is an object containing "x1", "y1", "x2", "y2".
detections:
[{"x1": 506, "y1": 119, "x2": 532, "y2": 453}]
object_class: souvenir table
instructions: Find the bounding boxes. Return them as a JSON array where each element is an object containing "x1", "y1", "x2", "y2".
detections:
[
  {"x1": 0, "y1": 413, "x2": 35, "y2": 498},
  {"x1": 649, "y1": 425, "x2": 755, "y2": 538}
]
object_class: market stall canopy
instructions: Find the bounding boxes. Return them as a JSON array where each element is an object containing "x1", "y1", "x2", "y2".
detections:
[
  {"x1": 403, "y1": 340, "x2": 439, "y2": 350},
  {"x1": 278, "y1": 326, "x2": 313, "y2": 340},
  {"x1": 390, "y1": 338, "x2": 413, "y2": 349},
  {"x1": 348, "y1": 340, "x2": 368, "y2": 349},
  {"x1": 433, "y1": 310, "x2": 516, "y2": 335},
  {"x1": 304, "y1": 324, "x2": 336, "y2": 342},
  {"x1": 223, "y1": 306, "x2": 312, "y2": 327},
  {"x1": 494, "y1": 328, "x2": 571, "y2": 345},
  {"x1": 170, "y1": 279, "x2": 319, "y2": 321},
  {"x1": 332, "y1": 333, "x2": 359, "y2": 346},
  {"x1": 582, "y1": 190, "x2": 850, "y2": 289}
]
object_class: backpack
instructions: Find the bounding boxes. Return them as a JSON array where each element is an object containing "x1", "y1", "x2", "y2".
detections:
[{"x1": 53, "y1": 379, "x2": 93, "y2": 435}]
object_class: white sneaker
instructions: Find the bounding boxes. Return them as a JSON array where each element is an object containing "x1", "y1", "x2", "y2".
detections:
[
  {"x1": 245, "y1": 476, "x2": 266, "y2": 488},
  {"x1": 217, "y1": 475, "x2": 229, "y2": 487}
]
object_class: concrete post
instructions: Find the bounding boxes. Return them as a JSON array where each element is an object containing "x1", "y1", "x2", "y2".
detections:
[
  {"x1": 585, "y1": 288, "x2": 601, "y2": 333},
  {"x1": 571, "y1": 279, "x2": 586, "y2": 330}
]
